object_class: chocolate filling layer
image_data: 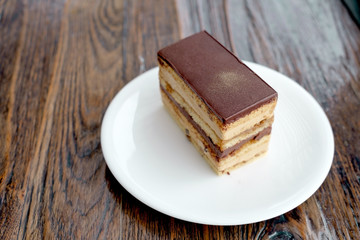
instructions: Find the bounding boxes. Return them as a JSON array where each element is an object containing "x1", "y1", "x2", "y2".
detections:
[{"x1": 161, "y1": 85, "x2": 272, "y2": 160}]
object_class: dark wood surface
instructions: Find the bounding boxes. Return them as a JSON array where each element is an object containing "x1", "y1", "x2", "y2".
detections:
[{"x1": 1, "y1": 0, "x2": 359, "y2": 239}]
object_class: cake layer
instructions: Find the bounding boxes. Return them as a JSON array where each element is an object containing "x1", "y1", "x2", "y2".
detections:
[
  {"x1": 208, "y1": 137, "x2": 270, "y2": 174},
  {"x1": 161, "y1": 89, "x2": 271, "y2": 175},
  {"x1": 160, "y1": 74, "x2": 274, "y2": 150},
  {"x1": 158, "y1": 31, "x2": 278, "y2": 124},
  {"x1": 159, "y1": 58, "x2": 277, "y2": 142},
  {"x1": 161, "y1": 86, "x2": 272, "y2": 158}
]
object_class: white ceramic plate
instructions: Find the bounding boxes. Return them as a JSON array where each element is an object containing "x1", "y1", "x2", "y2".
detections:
[{"x1": 101, "y1": 62, "x2": 334, "y2": 225}]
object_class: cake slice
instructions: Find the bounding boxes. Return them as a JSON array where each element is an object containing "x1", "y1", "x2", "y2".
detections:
[{"x1": 158, "y1": 31, "x2": 278, "y2": 175}]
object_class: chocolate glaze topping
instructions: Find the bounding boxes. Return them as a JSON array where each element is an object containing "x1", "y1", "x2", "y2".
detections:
[
  {"x1": 161, "y1": 86, "x2": 271, "y2": 160},
  {"x1": 158, "y1": 31, "x2": 278, "y2": 124}
]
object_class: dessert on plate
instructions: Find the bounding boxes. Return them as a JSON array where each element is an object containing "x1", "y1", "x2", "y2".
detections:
[{"x1": 158, "y1": 31, "x2": 278, "y2": 175}]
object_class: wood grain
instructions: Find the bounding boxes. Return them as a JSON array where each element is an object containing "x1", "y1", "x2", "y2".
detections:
[{"x1": 0, "y1": 0, "x2": 359, "y2": 239}]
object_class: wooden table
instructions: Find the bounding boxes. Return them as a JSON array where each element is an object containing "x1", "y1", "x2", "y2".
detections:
[{"x1": 1, "y1": 0, "x2": 359, "y2": 239}]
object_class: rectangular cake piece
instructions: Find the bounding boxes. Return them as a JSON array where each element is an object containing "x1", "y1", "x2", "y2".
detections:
[{"x1": 158, "y1": 31, "x2": 278, "y2": 175}]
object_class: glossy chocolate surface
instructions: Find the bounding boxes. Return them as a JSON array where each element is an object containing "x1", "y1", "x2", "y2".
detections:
[{"x1": 158, "y1": 31, "x2": 277, "y2": 124}]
